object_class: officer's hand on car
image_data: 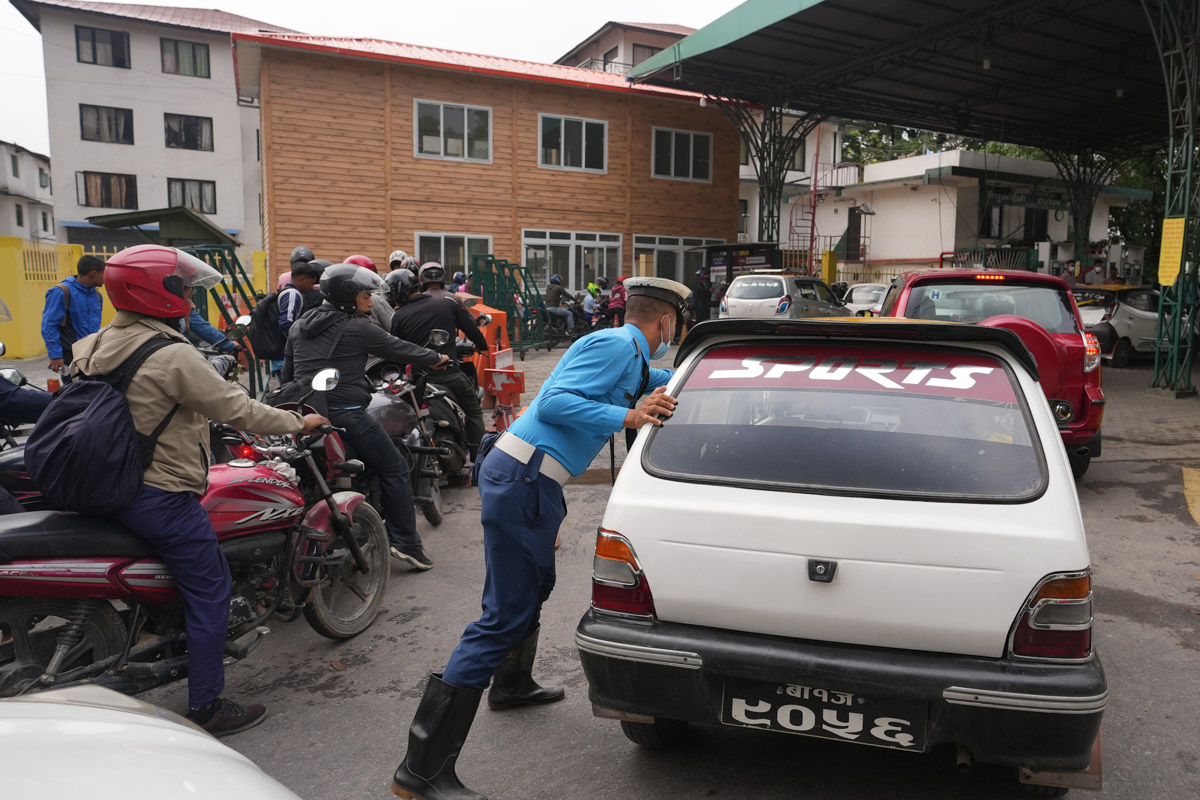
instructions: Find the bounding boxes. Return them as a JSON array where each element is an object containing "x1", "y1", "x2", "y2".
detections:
[
  {"x1": 624, "y1": 385, "x2": 676, "y2": 429},
  {"x1": 300, "y1": 413, "x2": 331, "y2": 433}
]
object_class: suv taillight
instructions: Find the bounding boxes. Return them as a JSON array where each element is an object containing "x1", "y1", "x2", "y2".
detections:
[
  {"x1": 1083, "y1": 332, "x2": 1101, "y2": 372},
  {"x1": 776, "y1": 295, "x2": 792, "y2": 315},
  {"x1": 1009, "y1": 571, "x2": 1093, "y2": 660},
  {"x1": 591, "y1": 529, "x2": 655, "y2": 618}
]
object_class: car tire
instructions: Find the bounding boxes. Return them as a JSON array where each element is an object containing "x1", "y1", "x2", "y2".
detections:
[
  {"x1": 620, "y1": 718, "x2": 688, "y2": 749},
  {"x1": 1068, "y1": 450, "x2": 1091, "y2": 479},
  {"x1": 1110, "y1": 338, "x2": 1133, "y2": 368}
]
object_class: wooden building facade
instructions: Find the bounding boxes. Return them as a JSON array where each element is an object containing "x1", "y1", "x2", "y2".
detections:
[{"x1": 232, "y1": 35, "x2": 739, "y2": 292}]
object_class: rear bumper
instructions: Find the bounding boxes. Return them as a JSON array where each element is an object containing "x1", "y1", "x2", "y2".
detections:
[{"x1": 576, "y1": 610, "x2": 1105, "y2": 771}]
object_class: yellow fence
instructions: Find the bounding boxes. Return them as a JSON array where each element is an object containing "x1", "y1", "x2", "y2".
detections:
[{"x1": 0, "y1": 237, "x2": 267, "y2": 359}]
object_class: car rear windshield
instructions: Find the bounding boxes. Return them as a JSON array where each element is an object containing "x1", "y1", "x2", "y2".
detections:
[
  {"x1": 903, "y1": 282, "x2": 1080, "y2": 334},
  {"x1": 644, "y1": 342, "x2": 1045, "y2": 501},
  {"x1": 1072, "y1": 288, "x2": 1117, "y2": 310},
  {"x1": 728, "y1": 277, "x2": 785, "y2": 300}
]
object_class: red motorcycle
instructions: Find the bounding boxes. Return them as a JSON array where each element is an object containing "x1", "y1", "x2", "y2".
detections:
[{"x1": 0, "y1": 369, "x2": 389, "y2": 698}]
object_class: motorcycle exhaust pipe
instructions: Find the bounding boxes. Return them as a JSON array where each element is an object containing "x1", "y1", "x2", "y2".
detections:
[
  {"x1": 956, "y1": 744, "x2": 973, "y2": 773},
  {"x1": 1075, "y1": 446, "x2": 1090, "y2": 458}
]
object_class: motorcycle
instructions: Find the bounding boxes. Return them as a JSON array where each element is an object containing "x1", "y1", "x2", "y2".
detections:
[{"x1": 0, "y1": 369, "x2": 389, "y2": 698}]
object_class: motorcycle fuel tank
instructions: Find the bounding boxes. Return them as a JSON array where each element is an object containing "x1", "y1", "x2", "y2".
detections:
[{"x1": 202, "y1": 463, "x2": 305, "y2": 536}]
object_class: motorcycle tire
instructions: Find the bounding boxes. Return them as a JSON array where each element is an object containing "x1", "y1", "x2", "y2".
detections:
[
  {"x1": 0, "y1": 598, "x2": 127, "y2": 697},
  {"x1": 421, "y1": 453, "x2": 444, "y2": 526},
  {"x1": 303, "y1": 502, "x2": 390, "y2": 640}
]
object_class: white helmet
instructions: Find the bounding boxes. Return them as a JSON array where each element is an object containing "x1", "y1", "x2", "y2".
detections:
[{"x1": 388, "y1": 250, "x2": 409, "y2": 266}]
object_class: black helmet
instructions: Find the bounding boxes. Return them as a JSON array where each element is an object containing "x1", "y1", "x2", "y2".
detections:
[
  {"x1": 419, "y1": 262, "x2": 447, "y2": 288},
  {"x1": 320, "y1": 264, "x2": 383, "y2": 314},
  {"x1": 290, "y1": 245, "x2": 314, "y2": 266},
  {"x1": 385, "y1": 268, "x2": 420, "y2": 306},
  {"x1": 596, "y1": 276, "x2": 609, "y2": 290},
  {"x1": 291, "y1": 258, "x2": 328, "y2": 280}
]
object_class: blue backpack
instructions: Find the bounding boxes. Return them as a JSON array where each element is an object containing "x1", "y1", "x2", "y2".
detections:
[{"x1": 26, "y1": 338, "x2": 184, "y2": 516}]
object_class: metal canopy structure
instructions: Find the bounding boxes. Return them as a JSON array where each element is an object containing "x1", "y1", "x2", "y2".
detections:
[
  {"x1": 632, "y1": 0, "x2": 1199, "y2": 394},
  {"x1": 633, "y1": 0, "x2": 1164, "y2": 151},
  {"x1": 86, "y1": 206, "x2": 241, "y2": 248}
]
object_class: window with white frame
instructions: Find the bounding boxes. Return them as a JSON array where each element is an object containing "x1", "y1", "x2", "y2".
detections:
[
  {"x1": 80, "y1": 104, "x2": 134, "y2": 145},
  {"x1": 633, "y1": 235, "x2": 724, "y2": 283},
  {"x1": 415, "y1": 100, "x2": 491, "y2": 162},
  {"x1": 168, "y1": 178, "x2": 216, "y2": 214},
  {"x1": 38, "y1": 167, "x2": 49, "y2": 188},
  {"x1": 653, "y1": 127, "x2": 712, "y2": 181},
  {"x1": 522, "y1": 229, "x2": 621, "y2": 292},
  {"x1": 41, "y1": 211, "x2": 49, "y2": 232},
  {"x1": 416, "y1": 233, "x2": 492, "y2": 272},
  {"x1": 14, "y1": 204, "x2": 23, "y2": 228},
  {"x1": 539, "y1": 114, "x2": 606, "y2": 172}
]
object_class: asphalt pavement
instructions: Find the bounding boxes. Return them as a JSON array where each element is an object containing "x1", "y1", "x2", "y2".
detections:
[{"x1": 2, "y1": 347, "x2": 1198, "y2": 799}]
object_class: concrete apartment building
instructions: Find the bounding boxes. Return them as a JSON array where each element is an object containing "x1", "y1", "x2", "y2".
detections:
[
  {"x1": 0, "y1": 140, "x2": 55, "y2": 242},
  {"x1": 233, "y1": 33, "x2": 739, "y2": 290},
  {"x1": 12, "y1": 0, "x2": 292, "y2": 251}
]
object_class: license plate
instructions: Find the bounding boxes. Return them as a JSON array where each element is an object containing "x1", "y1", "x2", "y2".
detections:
[{"x1": 720, "y1": 678, "x2": 927, "y2": 752}]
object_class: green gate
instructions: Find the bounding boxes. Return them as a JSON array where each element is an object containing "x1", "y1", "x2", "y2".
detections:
[
  {"x1": 471, "y1": 254, "x2": 551, "y2": 360},
  {"x1": 184, "y1": 245, "x2": 270, "y2": 398}
]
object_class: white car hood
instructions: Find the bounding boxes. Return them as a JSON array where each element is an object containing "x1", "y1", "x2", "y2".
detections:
[{"x1": 0, "y1": 687, "x2": 300, "y2": 799}]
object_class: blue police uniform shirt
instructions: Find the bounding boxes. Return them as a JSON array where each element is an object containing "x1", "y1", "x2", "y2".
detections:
[{"x1": 508, "y1": 325, "x2": 673, "y2": 476}]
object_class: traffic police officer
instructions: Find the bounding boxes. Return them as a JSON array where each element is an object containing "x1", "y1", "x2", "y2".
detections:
[{"x1": 390, "y1": 277, "x2": 691, "y2": 800}]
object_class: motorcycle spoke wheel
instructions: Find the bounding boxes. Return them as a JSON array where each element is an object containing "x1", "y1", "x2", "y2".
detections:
[
  {"x1": 0, "y1": 599, "x2": 126, "y2": 697},
  {"x1": 303, "y1": 502, "x2": 390, "y2": 640}
]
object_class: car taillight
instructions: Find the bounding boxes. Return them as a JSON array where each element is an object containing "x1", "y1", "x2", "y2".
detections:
[
  {"x1": 1083, "y1": 332, "x2": 1101, "y2": 372},
  {"x1": 720, "y1": 299, "x2": 727, "y2": 315},
  {"x1": 975, "y1": 274, "x2": 1006, "y2": 281},
  {"x1": 591, "y1": 529, "x2": 655, "y2": 618},
  {"x1": 776, "y1": 295, "x2": 792, "y2": 315},
  {"x1": 1009, "y1": 571, "x2": 1093, "y2": 660}
]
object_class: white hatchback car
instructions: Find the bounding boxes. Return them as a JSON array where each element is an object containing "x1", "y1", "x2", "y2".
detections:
[
  {"x1": 842, "y1": 282, "x2": 888, "y2": 315},
  {"x1": 577, "y1": 318, "x2": 1104, "y2": 796}
]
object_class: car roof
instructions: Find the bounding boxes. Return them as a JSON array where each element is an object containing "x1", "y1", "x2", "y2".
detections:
[
  {"x1": 677, "y1": 318, "x2": 1039, "y2": 379},
  {"x1": 899, "y1": 269, "x2": 1070, "y2": 289}
]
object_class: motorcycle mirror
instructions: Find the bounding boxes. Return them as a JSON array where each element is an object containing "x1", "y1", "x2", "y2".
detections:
[
  {"x1": 475, "y1": 313, "x2": 493, "y2": 328},
  {"x1": 0, "y1": 342, "x2": 6, "y2": 357},
  {"x1": 311, "y1": 368, "x2": 340, "y2": 392},
  {"x1": 428, "y1": 329, "x2": 450, "y2": 348},
  {"x1": 0, "y1": 368, "x2": 26, "y2": 387},
  {"x1": 225, "y1": 322, "x2": 248, "y2": 340}
]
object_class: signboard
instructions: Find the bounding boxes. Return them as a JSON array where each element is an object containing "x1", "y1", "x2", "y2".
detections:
[
  {"x1": 984, "y1": 189, "x2": 1069, "y2": 211},
  {"x1": 1159, "y1": 217, "x2": 1186, "y2": 287}
]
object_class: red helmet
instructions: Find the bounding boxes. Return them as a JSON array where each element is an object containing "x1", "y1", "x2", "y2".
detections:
[
  {"x1": 344, "y1": 254, "x2": 377, "y2": 273},
  {"x1": 105, "y1": 245, "x2": 222, "y2": 319}
]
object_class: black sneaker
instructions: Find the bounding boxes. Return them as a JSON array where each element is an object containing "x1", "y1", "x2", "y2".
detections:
[
  {"x1": 186, "y1": 698, "x2": 267, "y2": 738},
  {"x1": 390, "y1": 544, "x2": 433, "y2": 570}
]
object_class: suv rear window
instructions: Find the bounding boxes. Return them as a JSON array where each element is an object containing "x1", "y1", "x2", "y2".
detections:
[
  {"x1": 644, "y1": 342, "x2": 1045, "y2": 501},
  {"x1": 904, "y1": 282, "x2": 1080, "y2": 333},
  {"x1": 728, "y1": 277, "x2": 785, "y2": 299}
]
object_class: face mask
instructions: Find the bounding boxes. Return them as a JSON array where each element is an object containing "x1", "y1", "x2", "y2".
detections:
[{"x1": 651, "y1": 315, "x2": 673, "y2": 360}]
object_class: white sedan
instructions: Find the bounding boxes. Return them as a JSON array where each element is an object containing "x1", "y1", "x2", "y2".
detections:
[
  {"x1": 0, "y1": 686, "x2": 300, "y2": 799},
  {"x1": 576, "y1": 318, "x2": 1104, "y2": 797},
  {"x1": 842, "y1": 282, "x2": 887, "y2": 315}
]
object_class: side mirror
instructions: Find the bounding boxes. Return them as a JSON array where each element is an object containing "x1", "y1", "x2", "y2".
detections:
[
  {"x1": 475, "y1": 313, "x2": 493, "y2": 328},
  {"x1": 311, "y1": 367, "x2": 340, "y2": 392},
  {"x1": 428, "y1": 329, "x2": 450, "y2": 348},
  {"x1": 0, "y1": 368, "x2": 26, "y2": 386},
  {"x1": 0, "y1": 342, "x2": 6, "y2": 357}
]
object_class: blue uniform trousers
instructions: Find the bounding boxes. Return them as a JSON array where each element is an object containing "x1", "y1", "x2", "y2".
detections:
[
  {"x1": 115, "y1": 485, "x2": 231, "y2": 709},
  {"x1": 442, "y1": 448, "x2": 566, "y2": 690}
]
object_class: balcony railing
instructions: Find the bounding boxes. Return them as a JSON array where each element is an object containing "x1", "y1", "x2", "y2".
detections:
[{"x1": 573, "y1": 58, "x2": 635, "y2": 76}]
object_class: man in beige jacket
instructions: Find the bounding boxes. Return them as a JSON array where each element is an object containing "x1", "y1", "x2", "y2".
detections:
[{"x1": 71, "y1": 245, "x2": 327, "y2": 736}]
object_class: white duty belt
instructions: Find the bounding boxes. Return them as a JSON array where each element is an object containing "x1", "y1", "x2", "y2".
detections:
[{"x1": 493, "y1": 432, "x2": 571, "y2": 486}]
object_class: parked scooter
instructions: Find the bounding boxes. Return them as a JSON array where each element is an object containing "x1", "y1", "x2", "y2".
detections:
[{"x1": 0, "y1": 369, "x2": 389, "y2": 698}]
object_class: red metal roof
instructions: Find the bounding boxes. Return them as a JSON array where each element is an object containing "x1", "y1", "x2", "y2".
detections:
[
  {"x1": 12, "y1": 0, "x2": 295, "y2": 34},
  {"x1": 232, "y1": 33, "x2": 703, "y2": 100}
]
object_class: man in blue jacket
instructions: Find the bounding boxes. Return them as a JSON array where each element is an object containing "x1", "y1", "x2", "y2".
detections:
[
  {"x1": 391, "y1": 276, "x2": 691, "y2": 800},
  {"x1": 40, "y1": 255, "x2": 106, "y2": 376}
]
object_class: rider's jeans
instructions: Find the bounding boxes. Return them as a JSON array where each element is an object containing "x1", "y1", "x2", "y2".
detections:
[
  {"x1": 115, "y1": 485, "x2": 231, "y2": 709},
  {"x1": 331, "y1": 407, "x2": 422, "y2": 550},
  {"x1": 547, "y1": 306, "x2": 573, "y2": 330},
  {"x1": 432, "y1": 368, "x2": 485, "y2": 459}
]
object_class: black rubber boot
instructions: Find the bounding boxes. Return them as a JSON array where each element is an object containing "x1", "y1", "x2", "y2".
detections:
[
  {"x1": 487, "y1": 626, "x2": 566, "y2": 710},
  {"x1": 391, "y1": 674, "x2": 486, "y2": 800}
]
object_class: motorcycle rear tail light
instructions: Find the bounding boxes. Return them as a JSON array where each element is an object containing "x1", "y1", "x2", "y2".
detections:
[
  {"x1": 229, "y1": 443, "x2": 257, "y2": 460},
  {"x1": 1083, "y1": 332, "x2": 1101, "y2": 372},
  {"x1": 1009, "y1": 571, "x2": 1093, "y2": 660},
  {"x1": 592, "y1": 529, "x2": 656, "y2": 618}
]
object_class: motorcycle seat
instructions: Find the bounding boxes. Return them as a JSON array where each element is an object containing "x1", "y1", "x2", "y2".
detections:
[{"x1": 0, "y1": 510, "x2": 152, "y2": 564}]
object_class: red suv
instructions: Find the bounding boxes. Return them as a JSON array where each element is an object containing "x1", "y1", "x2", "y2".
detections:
[{"x1": 875, "y1": 270, "x2": 1103, "y2": 477}]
